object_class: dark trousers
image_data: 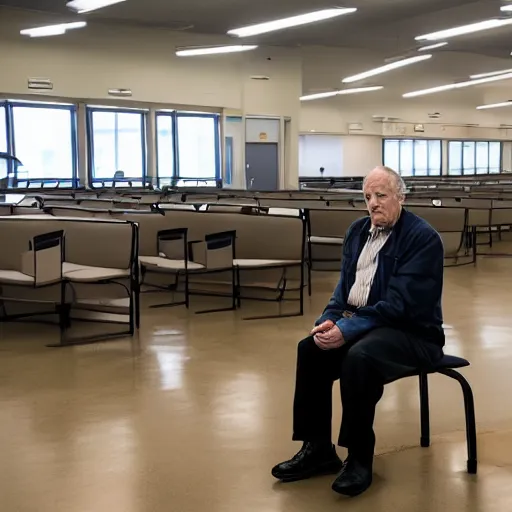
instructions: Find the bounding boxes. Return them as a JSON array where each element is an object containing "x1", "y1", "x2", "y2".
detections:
[{"x1": 292, "y1": 327, "x2": 443, "y2": 465}]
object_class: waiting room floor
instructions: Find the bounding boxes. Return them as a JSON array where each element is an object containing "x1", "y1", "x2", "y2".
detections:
[{"x1": 1, "y1": 250, "x2": 512, "y2": 511}]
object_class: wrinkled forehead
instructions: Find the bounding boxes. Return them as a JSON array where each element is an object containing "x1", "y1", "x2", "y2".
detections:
[{"x1": 363, "y1": 172, "x2": 395, "y2": 194}]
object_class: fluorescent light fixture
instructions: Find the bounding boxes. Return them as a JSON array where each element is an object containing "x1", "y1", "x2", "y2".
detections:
[
  {"x1": 415, "y1": 18, "x2": 512, "y2": 41},
  {"x1": 67, "y1": 0, "x2": 126, "y2": 13},
  {"x1": 342, "y1": 54, "x2": 432, "y2": 84},
  {"x1": 300, "y1": 86, "x2": 383, "y2": 101},
  {"x1": 470, "y1": 68, "x2": 512, "y2": 79},
  {"x1": 300, "y1": 91, "x2": 339, "y2": 101},
  {"x1": 403, "y1": 71, "x2": 512, "y2": 98},
  {"x1": 227, "y1": 8, "x2": 356, "y2": 37},
  {"x1": 501, "y1": 5, "x2": 512, "y2": 12},
  {"x1": 176, "y1": 45, "x2": 257, "y2": 57},
  {"x1": 20, "y1": 21, "x2": 86, "y2": 37},
  {"x1": 418, "y1": 42, "x2": 448, "y2": 51},
  {"x1": 476, "y1": 101, "x2": 512, "y2": 110}
]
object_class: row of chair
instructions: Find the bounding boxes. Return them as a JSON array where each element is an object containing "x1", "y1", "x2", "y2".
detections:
[{"x1": 0, "y1": 208, "x2": 308, "y2": 347}]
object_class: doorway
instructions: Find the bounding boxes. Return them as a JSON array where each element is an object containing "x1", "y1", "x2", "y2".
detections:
[{"x1": 245, "y1": 143, "x2": 279, "y2": 191}]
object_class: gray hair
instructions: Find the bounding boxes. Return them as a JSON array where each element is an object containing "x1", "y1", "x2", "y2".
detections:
[{"x1": 363, "y1": 166, "x2": 406, "y2": 200}]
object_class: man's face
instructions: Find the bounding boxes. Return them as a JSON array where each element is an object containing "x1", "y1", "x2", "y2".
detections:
[{"x1": 363, "y1": 170, "x2": 403, "y2": 227}]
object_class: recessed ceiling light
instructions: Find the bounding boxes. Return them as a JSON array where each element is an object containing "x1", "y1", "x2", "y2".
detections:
[
  {"x1": 176, "y1": 45, "x2": 258, "y2": 57},
  {"x1": 415, "y1": 18, "x2": 512, "y2": 41},
  {"x1": 470, "y1": 68, "x2": 512, "y2": 79},
  {"x1": 418, "y1": 42, "x2": 448, "y2": 51},
  {"x1": 20, "y1": 21, "x2": 87, "y2": 38},
  {"x1": 66, "y1": 0, "x2": 126, "y2": 14},
  {"x1": 227, "y1": 8, "x2": 357, "y2": 37},
  {"x1": 342, "y1": 55, "x2": 432, "y2": 84},
  {"x1": 300, "y1": 86, "x2": 383, "y2": 101},
  {"x1": 476, "y1": 101, "x2": 512, "y2": 110},
  {"x1": 403, "y1": 71, "x2": 512, "y2": 98}
]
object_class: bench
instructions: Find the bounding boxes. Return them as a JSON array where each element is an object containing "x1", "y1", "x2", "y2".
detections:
[
  {"x1": 407, "y1": 206, "x2": 475, "y2": 267},
  {"x1": 111, "y1": 209, "x2": 306, "y2": 319},
  {"x1": 0, "y1": 216, "x2": 139, "y2": 347}
]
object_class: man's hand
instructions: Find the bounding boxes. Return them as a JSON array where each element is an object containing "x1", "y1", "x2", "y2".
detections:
[
  {"x1": 314, "y1": 325, "x2": 345, "y2": 351},
  {"x1": 310, "y1": 320, "x2": 335, "y2": 335}
]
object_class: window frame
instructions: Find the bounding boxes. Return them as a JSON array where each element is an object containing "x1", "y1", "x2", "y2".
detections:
[
  {"x1": 7, "y1": 101, "x2": 78, "y2": 188},
  {"x1": 155, "y1": 111, "x2": 221, "y2": 187},
  {"x1": 86, "y1": 106, "x2": 148, "y2": 186},
  {"x1": 175, "y1": 111, "x2": 221, "y2": 183},
  {"x1": 155, "y1": 111, "x2": 178, "y2": 188},
  {"x1": 382, "y1": 138, "x2": 442, "y2": 177},
  {"x1": 447, "y1": 140, "x2": 502, "y2": 175},
  {"x1": 0, "y1": 101, "x2": 9, "y2": 155}
]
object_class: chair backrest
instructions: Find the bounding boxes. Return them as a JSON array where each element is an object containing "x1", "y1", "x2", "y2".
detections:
[
  {"x1": 157, "y1": 228, "x2": 188, "y2": 260},
  {"x1": 307, "y1": 209, "x2": 368, "y2": 239},
  {"x1": 22, "y1": 230, "x2": 64, "y2": 286},
  {"x1": 406, "y1": 206, "x2": 466, "y2": 232},
  {"x1": 192, "y1": 230, "x2": 236, "y2": 269},
  {"x1": 0, "y1": 217, "x2": 136, "y2": 272},
  {"x1": 116, "y1": 210, "x2": 305, "y2": 262},
  {"x1": 491, "y1": 207, "x2": 512, "y2": 226}
]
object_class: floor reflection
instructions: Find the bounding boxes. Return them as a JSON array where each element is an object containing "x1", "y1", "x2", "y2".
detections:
[{"x1": 0, "y1": 254, "x2": 512, "y2": 511}]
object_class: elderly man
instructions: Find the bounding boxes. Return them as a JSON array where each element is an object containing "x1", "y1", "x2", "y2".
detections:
[{"x1": 272, "y1": 166, "x2": 445, "y2": 496}]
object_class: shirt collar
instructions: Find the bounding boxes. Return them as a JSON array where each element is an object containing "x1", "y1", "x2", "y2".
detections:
[{"x1": 369, "y1": 224, "x2": 392, "y2": 239}]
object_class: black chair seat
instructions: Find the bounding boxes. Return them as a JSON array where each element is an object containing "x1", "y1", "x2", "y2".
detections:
[{"x1": 432, "y1": 354, "x2": 470, "y2": 371}]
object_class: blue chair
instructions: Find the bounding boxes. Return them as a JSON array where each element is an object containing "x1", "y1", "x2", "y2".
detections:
[{"x1": 418, "y1": 355, "x2": 477, "y2": 474}]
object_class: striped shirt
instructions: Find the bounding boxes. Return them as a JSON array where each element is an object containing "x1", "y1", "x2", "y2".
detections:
[{"x1": 347, "y1": 226, "x2": 391, "y2": 308}]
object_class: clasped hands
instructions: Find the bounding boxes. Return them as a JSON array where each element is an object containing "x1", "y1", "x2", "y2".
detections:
[{"x1": 310, "y1": 320, "x2": 345, "y2": 350}]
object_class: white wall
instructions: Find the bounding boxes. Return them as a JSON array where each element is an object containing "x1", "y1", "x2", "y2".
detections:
[
  {"x1": 0, "y1": 7, "x2": 302, "y2": 189},
  {"x1": 298, "y1": 134, "x2": 382, "y2": 177},
  {"x1": 0, "y1": 8, "x2": 302, "y2": 116},
  {"x1": 299, "y1": 45, "x2": 512, "y2": 178},
  {"x1": 341, "y1": 136, "x2": 382, "y2": 176},
  {"x1": 299, "y1": 135, "x2": 343, "y2": 177}
]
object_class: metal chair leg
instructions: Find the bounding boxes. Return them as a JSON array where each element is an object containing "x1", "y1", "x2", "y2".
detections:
[
  {"x1": 419, "y1": 373, "x2": 430, "y2": 448},
  {"x1": 439, "y1": 368, "x2": 478, "y2": 474}
]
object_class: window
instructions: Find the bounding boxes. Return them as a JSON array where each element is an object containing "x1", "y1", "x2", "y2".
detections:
[
  {"x1": 448, "y1": 141, "x2": 501, "y2": 175},
  {"x1": 156, "y1": 114, "x2": 175, "y2": 186},
  {"x1": 448, "y1": 141, "x2": 462, "y2": 175},
  {"x1": 176, "y1": 114, "x2": 219, "y2": 180},
  {"x1": 0, "y1": 104, "x2": 7, "y2": 153},
  {"x1": 155, "y1": 112, "x2": 220, "y2": 186},
  {"x1": 383, "y1": 139, "x2": 441, "y2": 176},
  {"x1": 489, "y1": 142, "x2": 501, "y2": 173},
  {"x1": 11, "y1": 104, "x2": 76, "y2": 182},
  {"x1": 88, "y1": 108, "x2": 146, "y2": 181}
]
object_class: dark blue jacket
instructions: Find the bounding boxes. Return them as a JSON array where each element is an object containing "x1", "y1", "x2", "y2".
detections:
[{"x1": 316, "y1": 209, "x2": 445, "y2": 347}]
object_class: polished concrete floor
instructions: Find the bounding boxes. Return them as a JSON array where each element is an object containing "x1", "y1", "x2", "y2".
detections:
[{"x1": 1, "y1": 249, "x2": 512, "y2": 511}]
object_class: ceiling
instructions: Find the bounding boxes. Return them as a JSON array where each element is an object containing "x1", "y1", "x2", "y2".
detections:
[{"x1": 1, "y1": 0, "x2": 512, "y2": 58}]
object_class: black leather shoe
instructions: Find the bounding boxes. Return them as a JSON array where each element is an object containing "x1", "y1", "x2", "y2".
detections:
[
  {"x1": 271, "y1": 442, "x2": 343, "y2": 482},
  {"x1": 331, "y1": 457, "x2": 372, "y2": 497}
]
